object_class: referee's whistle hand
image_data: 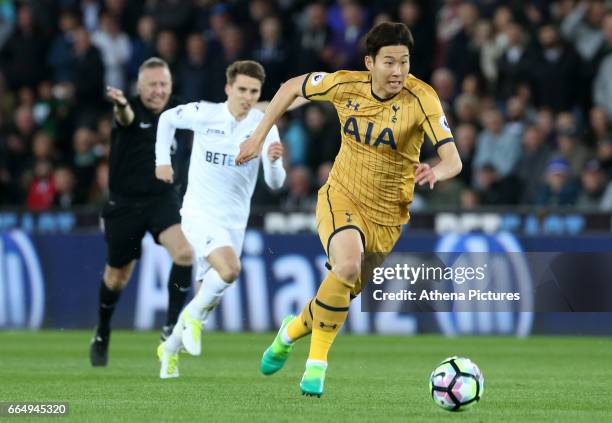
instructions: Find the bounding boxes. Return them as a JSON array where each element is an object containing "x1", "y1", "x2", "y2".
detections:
[
  {"x1": 155, "y1": 165, "x2": 174, "y2": 183},
  {"x1": 106, "y1": 85, "x2": 127, "y2": 106}
]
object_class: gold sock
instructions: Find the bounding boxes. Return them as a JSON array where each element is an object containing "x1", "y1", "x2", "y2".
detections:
[
  {"x1": 287, "y1": 299, "x2": 314, "y2": 341},
  {"x1": 308, "y1": 271, "x2": 351, "y2": 362}
]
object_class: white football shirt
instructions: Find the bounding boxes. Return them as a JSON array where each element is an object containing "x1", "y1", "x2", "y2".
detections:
[{"x1": 156, "y1": 101, "x2": 285, "y2": 228}]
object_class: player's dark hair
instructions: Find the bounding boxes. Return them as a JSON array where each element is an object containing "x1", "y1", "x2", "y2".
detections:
[
  {"x1": 226, "y1": 60, "x2": 266, "y2": 85},
  {"x1": 365, "y1": 22, "x2": 414, "y2": 60},
  {"x1": 138, "y1": 57, "x2": 170, "y2": 74}
]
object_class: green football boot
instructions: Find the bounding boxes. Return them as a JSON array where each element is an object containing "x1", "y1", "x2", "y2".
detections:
[
  {"x1": 300, "y1": 362, "x2": 327, "y2": 397},
  {"x1": 260, "y1": 315, "x2": 296, "y2": 375}
]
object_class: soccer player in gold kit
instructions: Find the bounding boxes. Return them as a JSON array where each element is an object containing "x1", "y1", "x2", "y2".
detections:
[{"x1": 236, "y1": 22, "x2": 462, "y2": 397}]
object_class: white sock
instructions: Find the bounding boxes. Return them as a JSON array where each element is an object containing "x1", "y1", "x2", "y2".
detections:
[
  {"x1": 306, "y1": 359, "x2": 328, "y2": 369},
  {"x1": 280, "y1": 324, "x2": 294, "y2": 345},
  {"x1": 185, "y1": 268, "x2": 232, "y2": 321},
  {"x1": 164, "y1": 325, "x2": 183, "y2": 354}
]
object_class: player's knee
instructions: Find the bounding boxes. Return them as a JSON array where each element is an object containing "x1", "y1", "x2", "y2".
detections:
[
  {"x1": 104, "y1": 271, "x2": 129, "y2": 290},
  {"x1": 218, "y1": 262, "x2": 241, "y2": 283},
  {"x1": 172, "y1": 243, "x2": 193, "y2": 266},
  {"x1": 333, "y1": 259, "x2": 361, "y2": 284}
]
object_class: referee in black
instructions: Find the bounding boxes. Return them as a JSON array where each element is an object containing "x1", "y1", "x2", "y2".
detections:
[{"x1": 90, "y1": 58, "x2": 193, "y2": 366}]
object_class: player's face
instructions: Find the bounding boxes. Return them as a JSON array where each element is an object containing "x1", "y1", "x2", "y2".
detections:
[
  {"x1": 137, "y1": 67, "x2": 172, "y2": 113},
  {"x1": 225, "y1": 74, "x2": 262, "y2": 117},
  {"x1": 366, "y1": 45, "x2": 410, "y2": 99}
]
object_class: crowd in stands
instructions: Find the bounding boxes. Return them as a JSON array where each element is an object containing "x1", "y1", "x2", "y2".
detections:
[{"x1": 1, "y1": 0, "x2": 612, "y2": 212}]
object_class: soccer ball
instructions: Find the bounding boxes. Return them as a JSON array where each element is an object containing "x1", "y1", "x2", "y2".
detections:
[{"x1": 429, "y1": 356, "x2": 484, "y2": 411}]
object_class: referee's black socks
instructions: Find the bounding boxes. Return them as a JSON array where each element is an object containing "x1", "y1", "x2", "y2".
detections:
[
  {"x1": 97, "y1": 280, "x2": 122, "y2": 337},
  {"x1": 166, "y1": 264, "x2": 192, "y2": 327}
]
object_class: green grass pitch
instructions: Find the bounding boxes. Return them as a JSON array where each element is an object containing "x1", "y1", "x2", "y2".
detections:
[{"x1": 0, "y1": 331, "x2": 610, "y2": 422}]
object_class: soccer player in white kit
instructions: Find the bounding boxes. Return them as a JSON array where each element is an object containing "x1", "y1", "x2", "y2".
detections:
[{"x1": 154, "y1": 61, "x2": 286, "y2": 378}]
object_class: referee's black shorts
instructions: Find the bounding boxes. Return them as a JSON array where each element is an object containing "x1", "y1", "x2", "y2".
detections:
[{"x1": 101, "y1": 191, "x2": 181, "y2": 268}]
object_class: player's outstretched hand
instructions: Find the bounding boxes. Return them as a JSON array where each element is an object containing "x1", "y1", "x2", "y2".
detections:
[
  {"x1": 106, "y1": 86, "x2": 128, "y2": 107},
  {"x1": 414, "y1": 163, "x2": 438, "y2": 190},
  {"x1": 236, "y1": 136, "x2": 262, "y2": 165},
  {"x1": 156, "y1": 165, "x2": 174, "y2": 183},
  {"x1": 267, "y1": 142, "x2": 284, "y2": 162}
]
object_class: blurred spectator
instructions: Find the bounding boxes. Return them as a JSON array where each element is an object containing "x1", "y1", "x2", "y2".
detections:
[
  {"x1": 460, "y1": 187, "x2": 480, "y2": 209},
  {"x1": 53, "y1": 165, "x2": 77, "y2": 208},
  {"x1": 31, "y1": 130, "x2": 56, "y2": 163},
  {"x1": 47, "y1": 8, "x2": 79, "y2": 84},
  {"x1": 303, "y1": 104, "x2": 340, "y2": 171},
  {"x1": 316, "y1": 162, "x2": 333, "y2": 189},
  {"x1": 91, "y1": 12, "x2": 130, "y2": 90},
  {"x1": 454, "y1": 122, "x2": 477, "y2": 187},
  {"x1": 72, "y1": 126, "x2": 98, "y2": 203},
  {"x1": 504, "y1": 95, "x2": 529, "y2": 137},
  {"x1": 555, "y1": 110, "x2": 577, "y2": 134},
  {"x1": 473, "y1": 108, "x2": 522, "y2": 180},
  {"x1": 292, "y1": 3, "x2": 332, "y2": 74},
  {"x1": 177, "y1": 33, "x2": 209, "y2": 102},
  {"x1": 90, "y1": 160, "x2": 109, "y2": 207},
  {"x1": 328, "y1": 0, "x2": 367, "y2": 69},
  {"x1": 155, "y1": 30, "x2": 180, "y2": 76},
  {"x1": 475, "y1": 163, "x2": 520, "y2": 205},
  {"x1": 0, "y1": 4, "x2": 48, "y2": 90},
  {"x1": 536, "y1": 158, "x2": 580, "y2": 206},
  {"x1": 146, "y1": 0, "x2": 193, "y2": 36},
  {"x1": 80, "y1": 0, "x2": 101, "y2": 32},
  {"x1": 595, "y1": 138, "x2": 612, "y2": 178},
  {"x1": 533, "y1": 22, "x2": 581, "y2": 112},
  {"x1": 208, "y1": 26, "x2": 247, "y2": 102},
  {"x1": 398, "y1": 0, "x2": 435, "y2": 80},
  {"x1": 127, "y1": 16, "x2": 156, "y2": 80},
  {"x1": 496, "y1": 22, "x2": 537, "y2": 101},
  {"x1": 592, "y1": 12, "x2": 612, "y2": 119},
  {"x1": 577, "y1": 159, "x2": 607, "y2": 208},
  {"x1": 454, "y1": 93, "x2": 481, "y2": 127},
  {"x1": 425, "y1": 177, "x2": 464, "y2": 209},
  {"x1": 243, "y1": 0, "x2": 276, "y2": 46},
  {"x1": 431, "y1": 68, "x2": 456, "y2": 110},
  {"x1": 587, "y1": 105, "x2": 611, "y2": 146},
  {"x1": 0, "y1": 0, "x2": 15, "y2": 50},
  {"x1": 554, "y1": 128, "x2": 591, "y2": 177},
  {"x1": 561, "y1": 0, "x2": 605, "y2": 61},
  {"x1": 25, "y1": 159, "x2": 55, "y2": 211},
  {"x1": 445, "y1": 2, "x2": 481, "y2": 83},
  {"x1": 516, "y1": 125, "x2": 553, "y2": 204},
  {"x1": 281, "y1": 166, "x2": 316, "y2": 211},
  {"x1": 535, "y1": 107, "x2": 557, "y2": 145},
  {"x1": 253, "y1": 15, "x2": 289, "y2": 100},
  {"x1": 69, "y1": 26, "x2": 105, "y2": 124}
]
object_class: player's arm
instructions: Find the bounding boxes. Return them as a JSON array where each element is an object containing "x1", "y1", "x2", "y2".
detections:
[
  {"x1": 236, "y1": 74, "x2": 308, "y2": 165},
  {"x1": 415, "y1": 87, "x2": 462, "y2": 189},
  {"x1": 255, "y1": 96, "x2": 311, "y2": 113},
  {"x1": 107, "y1": 86, "x2": 134, "y2": 126},
  {"x1": 155, "y1": 102, "x2": 200, "y2": 183},
  {"x1": 261, "y1": 126, "x2": 286, "y2": 190},
  {"x1": 415, "y1": 142, "x2": 462, "y2": 189}
]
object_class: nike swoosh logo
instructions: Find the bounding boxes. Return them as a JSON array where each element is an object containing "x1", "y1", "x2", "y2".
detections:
[{"x1": 140, "y1": 122, "x2": 152, "y2": 129}]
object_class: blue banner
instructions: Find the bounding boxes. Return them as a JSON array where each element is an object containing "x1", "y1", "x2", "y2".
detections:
[{"x1": 1, "y1": 229, "x2": 611, "y2": 335}]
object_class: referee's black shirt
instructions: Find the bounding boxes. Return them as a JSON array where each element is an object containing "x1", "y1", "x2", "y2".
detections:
[{"x1": 108, "y1": 95, "x2": 181, "y2": 199}]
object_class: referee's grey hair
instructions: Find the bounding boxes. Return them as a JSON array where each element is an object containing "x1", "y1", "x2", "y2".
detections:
[{"x1": 138, "y1": 57, "x2": 170, "y2": 75}]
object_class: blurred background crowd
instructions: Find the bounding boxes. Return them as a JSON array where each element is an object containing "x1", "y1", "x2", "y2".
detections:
[{"x1": 1, "y1": 0, "x2": 612, "y2": 213}]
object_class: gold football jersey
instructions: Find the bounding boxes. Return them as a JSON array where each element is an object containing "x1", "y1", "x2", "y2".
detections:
[{"x1": 302, "y1": 70, "x2": 454, "y2": 225}]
